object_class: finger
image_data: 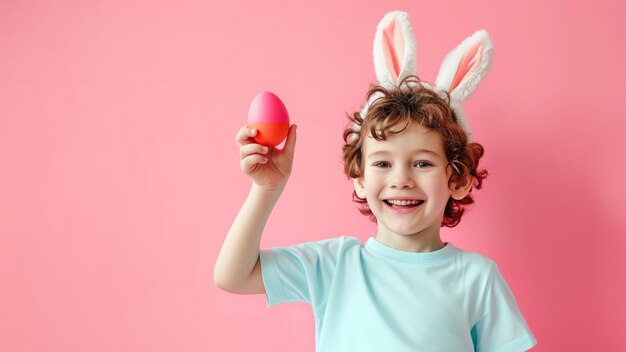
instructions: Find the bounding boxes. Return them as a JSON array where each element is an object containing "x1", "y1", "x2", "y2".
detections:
[
  {"x1": 240, "y1": 154, "x2": 268, "y2": 172},
  {"x1": 235, "y1": 125, "x2": 259, "y2": 146},
  {"x1": 282, "y1": 124, "x2": 297, "y2": 158},
  {"x1": 240, "y1": 143, "x2": 269, "y2": 159}
]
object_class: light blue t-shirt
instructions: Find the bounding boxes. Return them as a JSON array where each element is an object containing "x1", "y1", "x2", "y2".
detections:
[{"x1": 260, "y1": 236, "x2": 537, "y2": 352}]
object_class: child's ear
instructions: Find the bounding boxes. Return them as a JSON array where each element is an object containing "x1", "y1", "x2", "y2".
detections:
[
  {"x1": 450, "y1": 174, "x2": 474, "y2": 200},
  {"x1": 352, "y1": 177, "x2": 367, "y2": 199}
]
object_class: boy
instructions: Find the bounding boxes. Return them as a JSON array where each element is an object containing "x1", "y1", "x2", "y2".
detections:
[{"x1": 215, "y1": 11, "x2": 537, "y2": 351}]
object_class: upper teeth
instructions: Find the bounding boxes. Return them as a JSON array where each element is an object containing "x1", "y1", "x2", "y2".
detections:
[{"x1": 388, "y1": 200, "x2": 421, "y2": 206}]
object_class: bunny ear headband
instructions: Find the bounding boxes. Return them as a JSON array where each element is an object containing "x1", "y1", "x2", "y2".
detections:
[{"x1": 357, "y1": 11, "x2": 494, "y2": 144}]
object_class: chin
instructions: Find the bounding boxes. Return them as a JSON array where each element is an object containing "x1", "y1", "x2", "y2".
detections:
[
  {"x1": 392, "y1": 221, "x2": 439, "y2": 237},
  {"x1": 389, "y1": 226, "x2": 426, "y2": 237}
]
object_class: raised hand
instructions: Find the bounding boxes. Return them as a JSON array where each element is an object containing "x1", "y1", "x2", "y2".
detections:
[{"x1": 235, "y1": 124, "x2": 297, "y2": 193}]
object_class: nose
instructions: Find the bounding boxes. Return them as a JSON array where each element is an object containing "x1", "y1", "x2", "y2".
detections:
[{"x1": 389, "y1": 165, "x2": 416, "y2": 189}]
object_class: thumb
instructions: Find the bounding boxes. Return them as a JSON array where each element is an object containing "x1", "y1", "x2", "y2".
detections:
[{"x1": 282, "y1": 124, "x2": 297, "y2": 157}]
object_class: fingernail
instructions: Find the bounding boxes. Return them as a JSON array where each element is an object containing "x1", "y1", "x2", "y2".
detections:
[
  {"x1": 250, "y1": 128, "x2": 257, "y2": 134},
  {"x1": 262, "y1": 146, "x2": 269, "y2": 153}
]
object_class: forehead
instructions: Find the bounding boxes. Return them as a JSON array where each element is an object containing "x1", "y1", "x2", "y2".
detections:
[{"x1": 362, "y1": 123, "x2": 444, "y2": 157}]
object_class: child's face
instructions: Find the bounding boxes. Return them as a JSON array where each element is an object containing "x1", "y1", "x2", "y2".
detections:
[{"x1": 353, "y1": 122, "x2": 470, "y2": 241}]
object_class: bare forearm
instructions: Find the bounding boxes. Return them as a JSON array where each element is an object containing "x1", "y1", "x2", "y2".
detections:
[
  {"x1": 216, "y1": 123, "x2": 296, "y2": 292},
  {"x1": 214, "y1": 183, "x2": 283, "y2": 290}
]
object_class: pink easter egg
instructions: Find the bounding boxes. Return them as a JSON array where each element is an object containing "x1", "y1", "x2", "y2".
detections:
[{"x1": 247, "y1": 92, "x2": 290, "y2": 147}]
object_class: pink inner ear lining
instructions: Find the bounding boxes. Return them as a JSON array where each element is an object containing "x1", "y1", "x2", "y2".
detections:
[
  {"x1": 382, "y1": 19, "x2": 405, "y2": 81},
  {"x1": 450, "y1": 41, "x2": 484, "y2": 92}
]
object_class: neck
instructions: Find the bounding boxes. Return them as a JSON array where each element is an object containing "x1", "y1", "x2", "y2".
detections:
[{"x1": 375, "y1": 227, "x2": 444, "y2": 253}]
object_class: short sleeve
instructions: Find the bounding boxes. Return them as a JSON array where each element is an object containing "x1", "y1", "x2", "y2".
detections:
[
  {"x1": 259, "y1": 236, "x2": 355, "y2": 309},
  {"x1": 471, "y1": 262, "x2": 538, "y2": 352}
]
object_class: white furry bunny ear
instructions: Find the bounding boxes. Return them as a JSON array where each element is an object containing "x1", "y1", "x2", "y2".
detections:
[
  {"x1": 373, "y1": 11, "x2": 417, "y2": 89},
  {"x1": 355, "y1": 12, "x2": 493, "y2": 145},
  {"x1": 435, "y1": 30, "x2": 493, "y2": 102}
]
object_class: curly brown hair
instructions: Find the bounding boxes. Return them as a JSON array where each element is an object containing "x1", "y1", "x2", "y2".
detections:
[{"x1": 342, "y1": 75, "x2": 488, "y2": 227}]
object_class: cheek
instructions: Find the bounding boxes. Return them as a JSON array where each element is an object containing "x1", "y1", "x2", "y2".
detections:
[
  {"x1": 424, "y1": 174, "x2": 452, "y2": 199},
  {"x1": 360, "y1": 179, "x2": 382, "y2": 203},
  {"x1": 363, "y1": 172, "x2": 385, "y2": 191},
  {"x1": 434, "y1": 179, "x2": 453, "y2": 202}
]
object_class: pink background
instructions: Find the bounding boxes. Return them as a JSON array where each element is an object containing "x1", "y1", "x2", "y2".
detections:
[{"x1": 1, "y1": 0, "x2": 625, "y2": 351}]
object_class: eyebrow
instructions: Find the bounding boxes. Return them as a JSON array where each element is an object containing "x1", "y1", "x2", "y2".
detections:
[{"x1": 366, "y1": 149, "x2": 441, "y2": 159}]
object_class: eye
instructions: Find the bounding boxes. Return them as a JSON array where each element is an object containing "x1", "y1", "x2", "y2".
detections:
[
  {"x1": 414, "y1": 161, "x2": 433, "y2": 168},
  {"x1": 373, "y1": 161, "x2": 391, "y2": 168}
]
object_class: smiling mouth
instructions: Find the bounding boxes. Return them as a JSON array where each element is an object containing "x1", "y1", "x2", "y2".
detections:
[{"x1": 384, "y1": 199, "x2": 425, "y2": 208}]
